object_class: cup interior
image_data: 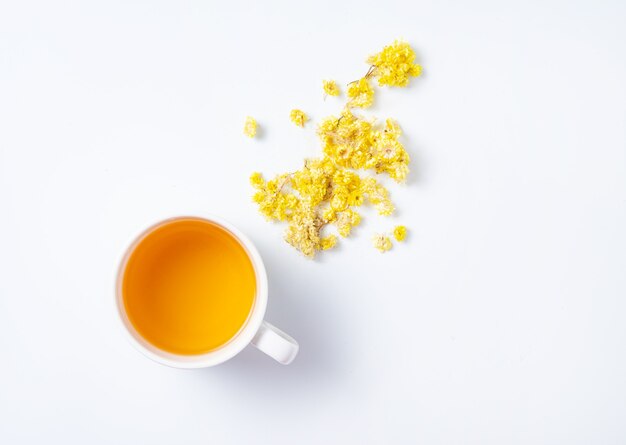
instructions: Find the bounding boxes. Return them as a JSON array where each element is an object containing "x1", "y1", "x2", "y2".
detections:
[{"x1": 115, "y1": 216, "x2": 268, "y2": 368}]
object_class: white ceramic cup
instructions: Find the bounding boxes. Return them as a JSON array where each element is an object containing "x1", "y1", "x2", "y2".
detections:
[{"x1": 115, "y1": 215, "x2": 299, "y2": 368}]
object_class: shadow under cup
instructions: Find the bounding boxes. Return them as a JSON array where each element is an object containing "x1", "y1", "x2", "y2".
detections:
[{"x1": 117, "y1": 217, "x2": 264, "y2": 364}]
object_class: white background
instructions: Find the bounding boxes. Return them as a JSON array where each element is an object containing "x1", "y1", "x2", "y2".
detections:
[{"x1": 1, "y1": 0, "x2": 625, "y2": 443}]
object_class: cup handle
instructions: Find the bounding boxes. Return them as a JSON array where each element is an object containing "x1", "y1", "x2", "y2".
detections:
[{"x1": 251, "y1": 320, "x2": 299, "y2": 365}]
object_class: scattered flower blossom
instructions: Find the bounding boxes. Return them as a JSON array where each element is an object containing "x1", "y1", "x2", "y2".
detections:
[
  {"x1": 243, "y1": 116, "x2": 257, "y2": 138},
  {"x1": 323, "y1": 80, "x2": 340, "y2": 97},
  {"x1": 373, "y1": 234, "x2": 393, "y2": 252},
  {"x1": 320, "y1": 235, "x2": 338, "y2": 250},
  {"x1": 367, "y1": 40, "x2": 422, "y2": 87},
  {"x1": 249, "y1": 40, "x2": 422, "y2": 258},
  {"x1": 290, "y1": 109, "x2": 308, "y2": 127},
  {"x1": 347, "y1": 77, "x2": 374, "y2": 108},
  {"x1": 393, "y1": 225, "x2": 407, "y2": 241},
  {"x1": 318, "y1": 109, "x2": 410, "y2": 183}
]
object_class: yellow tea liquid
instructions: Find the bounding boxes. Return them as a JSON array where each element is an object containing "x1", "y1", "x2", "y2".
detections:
[{"x1": 122, "y1": 218, "x2": 256, "y2": 355}]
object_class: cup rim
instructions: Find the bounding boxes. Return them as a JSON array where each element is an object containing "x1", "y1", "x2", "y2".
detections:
[{"x1": 115, "y1": 215, "x2": 268, "y2": 369}]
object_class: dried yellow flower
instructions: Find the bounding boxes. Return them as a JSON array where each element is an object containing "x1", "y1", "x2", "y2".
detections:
[
  {"x1": 323, "y1": 80, "x2": 340, "y2": 97},
  {"x1": 290, "y1": 109, "x2": 308, "y2": 127},
  {"x1": 322, "y1": 207, "x2": 337, "y2": 223},
  {"x1": 347, "y1": 78, "x2": 374, "y2": 108},
  {"x1": 243, "y1": 116, "x2": 257, "y2": 138},
  {"x1": 320, "y1": 235, "x2": 338, "y2": 250},
  {"x1": 283, "y1": 202, "x2": 323, "y2": 257},
  {"x1": 318, "y1": 110, "x2": 409, "y2": 184},
  {"x1": 249, "y1": 40, "x2": 422, "y2": 258},
  {"x1": 367, "y1": 40, "x2": 422, "y2": 87},
  {"x1": 373, "y1": 234, "x2": 393, "y2": 252},
  {"x1": 243, "y1": 116, "x2": 258, "y2": 138},
  {"x1": 393, "y1": 225, "x2": 407, "y2": 241},
  {"x1": 250, "y1": 171, "x2": 264, "y2": 188},
  {"x1": 336, "y1": 209, "x2": 361, "y2": 237}
]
